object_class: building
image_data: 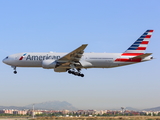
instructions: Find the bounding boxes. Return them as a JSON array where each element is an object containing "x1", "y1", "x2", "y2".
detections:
[
  {"x1": 13, "y1": 110, "x2": 28, "y2": 115},
  {"x1": 27, "y1": 110, "x2": 43, "y2": 115}
]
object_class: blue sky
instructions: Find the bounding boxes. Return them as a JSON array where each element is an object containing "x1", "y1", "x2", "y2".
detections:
[{"x1": 0, "y1": 0, "x2": 160, "y2": 110}]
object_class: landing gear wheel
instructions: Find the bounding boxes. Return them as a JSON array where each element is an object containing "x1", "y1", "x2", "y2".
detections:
[
  {"x1": 12, "y1": 66, "x2": 17, "y2": 74},
  {"x1": 74, "y1": 72, "x2": 79, "y2": 76},
  {"x1": 80, "y1": 74, "x2": 84, "y2": 77},
  {"x1": 14, "y1": 71, "x2": 17, "y2": 74},
  {"x1": 68, "y1": 70, "x2": 72, "y2": 74},
  {"x1": 67, "y1": 69, "x2": 84, "y2": 77}
]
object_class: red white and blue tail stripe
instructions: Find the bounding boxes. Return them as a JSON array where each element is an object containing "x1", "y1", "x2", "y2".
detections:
[
  {"x1": 115, "y1": 30, "x2": 153, "y2": 62},
  {"x1": 124, "y1": 30, "x2": 153, "y2": 53}
]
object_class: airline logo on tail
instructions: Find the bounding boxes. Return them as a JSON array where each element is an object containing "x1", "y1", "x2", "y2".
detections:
[
  {"x1": 125, "y1": 30, "x2": 153, "y2": 53},
  {"x1": 115, "y1": 30, "x2": 154, "y2": 62}
]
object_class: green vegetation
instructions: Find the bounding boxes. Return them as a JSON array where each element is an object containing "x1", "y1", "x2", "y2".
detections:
[
  {"x1": 0, "y1": 113, "x2": 28, "y2": 116},
  {"x1": 34, "y1": 116, "x2": 160, "y2": 120},
  {"x1": 1, "y1": 115, "x2": 160, "y2": 120}
]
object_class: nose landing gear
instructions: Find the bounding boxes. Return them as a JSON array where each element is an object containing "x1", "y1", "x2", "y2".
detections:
[
  {"x1": 12, "y1": 66, "x2": 17, "y2": 74},
  {"x1": 14, "y1": 71, "x2": 17, "y2": 74}
]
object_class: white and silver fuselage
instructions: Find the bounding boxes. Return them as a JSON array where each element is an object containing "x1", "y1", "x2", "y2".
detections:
[{"x1": 2, "y1": 52, "x2": 152, "y2": 69}]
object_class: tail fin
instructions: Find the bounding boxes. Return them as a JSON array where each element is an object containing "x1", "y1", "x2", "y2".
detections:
[{"x1": 124, "y1": 30, "x2": 154, "y2": 54}]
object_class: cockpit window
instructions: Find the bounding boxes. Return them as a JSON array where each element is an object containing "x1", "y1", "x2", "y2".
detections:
[{"x1": 5, "y1": 56, "x2": 8, "y2": 59}]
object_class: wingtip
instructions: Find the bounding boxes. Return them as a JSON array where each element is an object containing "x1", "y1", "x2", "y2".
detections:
[{"x1": 82, "y1": 44, "x2": 88, "y2": 46}]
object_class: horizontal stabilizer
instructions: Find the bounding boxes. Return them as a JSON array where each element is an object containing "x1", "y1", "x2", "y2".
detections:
[{"x1": 132, "y1": 53, "x2": 152, "y2": 59}]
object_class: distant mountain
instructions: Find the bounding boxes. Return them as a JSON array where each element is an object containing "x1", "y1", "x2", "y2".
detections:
[
  {"x1": 0, "y1": 106, "x2": 28, "y2": 110},
  {"x1": 143, "y1": 106, "x2": 160, "y2": 111},
  {"x1": 0, "y1": 101, "x2": 77, "y2": 111},
  {"x1": 110, "y1": 107, "x2": 141, "y2": 111},
  {"x1": 125, "y1": 107, "x2": 141, "y2": 111},
  {"x1": 25, "y1": 101, "x2": 77, "y2": 110}
]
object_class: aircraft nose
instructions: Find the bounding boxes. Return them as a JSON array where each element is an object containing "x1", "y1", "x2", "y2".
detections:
[
  {"x1": 2, "y1": 58, "x2": 6, "y2": 64},
  {"x1": 2, "y1": 56, "x2": 9, "y2": 64}
]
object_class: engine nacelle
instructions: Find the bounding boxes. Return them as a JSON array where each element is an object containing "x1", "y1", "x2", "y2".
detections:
[
  {"x1": 54, "y1": 68, "x2": 67, "y2": 72},
  {"x1": 80, "y1": 61, "x2": 93, "y2": 68},
  {"x1": 42, "y1": 60, "x2": 57, "y2": 69}
]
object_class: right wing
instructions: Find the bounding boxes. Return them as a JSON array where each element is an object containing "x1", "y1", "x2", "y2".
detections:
[{"x1": 56, "y1": 44, "x2": 88, "y2": 67}]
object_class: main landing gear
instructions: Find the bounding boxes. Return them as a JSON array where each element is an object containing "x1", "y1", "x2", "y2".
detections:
[
  {"x1": 12, "y1": 66, "x2": 17, "y2": 74},
  {"x1": 68, "y1": 64, "x2": 84, "y2": 77},
  {"x1": 68, "y1": 68, "x2": 84, "y2": 77}
]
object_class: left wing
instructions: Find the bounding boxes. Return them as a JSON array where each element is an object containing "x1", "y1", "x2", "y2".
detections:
[{"x1": 56, "y1": 44, "x2": 88, "y2": 67}]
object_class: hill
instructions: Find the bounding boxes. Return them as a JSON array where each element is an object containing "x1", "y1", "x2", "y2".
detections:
[
  {"x1": 25, "y1": 101, "x2": 77, "y2": 110},
  {"x1": 0, "y1": 106, "x2": 28, "y2": 110},
  {"x1": 0, "y1": 101, "x2": 77, "y2": 110},
  {"x1": 143, "y1": 106, "x2": 160, "y2": 111}
]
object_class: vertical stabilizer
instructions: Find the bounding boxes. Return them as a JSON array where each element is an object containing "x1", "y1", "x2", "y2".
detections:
[
  {"x1": 124, "y1": 30, "x2": 154, "y2": 54},
  {"x1": 115, "y1": 30, "x2": 154, "y2": 62}
]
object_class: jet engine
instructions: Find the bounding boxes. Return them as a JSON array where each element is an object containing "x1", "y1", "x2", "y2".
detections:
[
  {"x1": 79, "y1": 61, "x2": 92, "y2": 68},
  {"x1": 42, "y1": 60, "x2": 57, "y2": 69}
]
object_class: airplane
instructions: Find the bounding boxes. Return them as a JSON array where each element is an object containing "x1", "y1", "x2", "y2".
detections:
[{"x1": 2, "y1": 30, "x2": 154, "y2": 77}]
